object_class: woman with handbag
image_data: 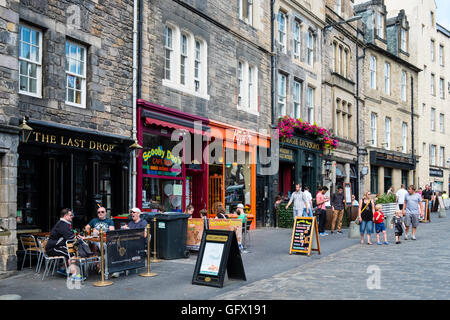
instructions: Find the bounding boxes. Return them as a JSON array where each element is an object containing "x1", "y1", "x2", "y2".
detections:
[{"x1": 358, "y1": 191, "x2": 375, "y2": 245}]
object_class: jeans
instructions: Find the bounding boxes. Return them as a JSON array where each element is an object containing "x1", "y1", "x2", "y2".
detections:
[
  {"x1": 293, "y1": 208, "x2": 302, "y2": 220},
  {"x1": 303, "y1": 207, "x2": 313, "y2": 217},
  {"x1": 318, "y1": 209, "x2": 327, "y2": 233},
  {"x1": 360, "y1": 220, "x2": 374, "y2": 234}
]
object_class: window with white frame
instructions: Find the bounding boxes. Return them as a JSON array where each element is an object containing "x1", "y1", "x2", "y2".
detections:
[
  {"x1": 401, "y1": 71, "x2": 407, "y2": 101},
  {"x1": 332, "y1": 42, "x2": 337, "y2": 72},
  {"x1": 278, "y1": 11, "x2": 287, "y2": 53},
  {"x1": 431, "y1": 73, "x2": 435, "y2": 95},
  {"x1": 307, "y1": 30, "x2": 314, "y2": 65},
  {"x1": 293, "y1": 80, "x2": 301, "y2": 119},
  {"x1": 376, "y1": 12, "x2": 384, "y2": 39},
  {"x1": 431, "y1": 39, "x2": 435, "y2": 61},
  {"x1": 430, "y1": 144, "x2": 436, "y2": 165},
  {"x1": 239, "y1": 0, "x2": 253, "y2": 26},
  {"x1": 238, "y1": 61, "x2": 243, "y2": 106},
  {"x1": 19, "y1": 24, "x2": 42, "y2": 96},
  {"x1": 65, "y1": 41, "x2": 86, "y2": 107},
  {"x1": 343, "y1": 49, "x2": 348, "y2": 78},
  {"x1": 440, "y1": 113, "x2": 445, "y2": 133},
  {"x1": 164, "y1": 26, "x2": 173, "y2": 80},
  {"x1": 402, "y1": 122, "x2": 407, "y2": 153},
  {"x1": 337, "y1": 45, "x2": 342, "y2": 74},
  {"x1": 431, "y1": 107, "x2": 436, "y2": 131},
  {"x1": 385, "y1": 117, "x2": 391, "y2": 150},
  {"x1": 337, "y1": 0, "x2": 342, "y2": 16},
  {"x1": 180, "y1": 34, "x2": 188, "y2": 85},
  {"x1": 384, "y1": 62, "x2": 390, "y2": 95},
  {"x1": 440, "y1": 147, "x2": 445, "y2": 167},
  {"x1": 370, "y1": 55, "x2": 377, "y2": 89},
  {"x1": 306, "y1": 86, "x2": 314, "y2": 123},
  {"x1": 237, "y1": 60, "x2": 258, "y2": 113},
  {"x1": 277, "y1": 73, "x2": 287, "y2": 117},
  {"x1": 439, "y1": 45, "x2": 444, "y2": 66},
  {"x1": 370, "y1": 113, "x2": 377, "y2": 146},
  {"x1": 194, "y1": 40, "x2": 202, "y2": 93},
  {"x1": 400, "y1": 28, "x2": 407, "y2": 52},
  {"x1": 440, "y1": 78, "x2": 445, "y2": 99},
  {"x1": 293, "y1": 21, "x2": 301, "y2": 60}
]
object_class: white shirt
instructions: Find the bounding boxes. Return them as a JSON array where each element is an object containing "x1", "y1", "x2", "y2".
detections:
[
  {"x1": 304, "y1": 190, "x2": 312, "y2": 205},
  {"x1": 396, "y1": 188, "x2": 408, "y2": 205}
]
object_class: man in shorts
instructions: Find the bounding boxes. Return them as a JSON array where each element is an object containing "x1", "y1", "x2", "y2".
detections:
[{"x1": 402, "y1": 185, "x2": 424, "y2": 240}]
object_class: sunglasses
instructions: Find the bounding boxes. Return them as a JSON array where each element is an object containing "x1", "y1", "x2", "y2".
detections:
[{"x1": 98, "y1": 211, "x2": 106, "y2": 214}]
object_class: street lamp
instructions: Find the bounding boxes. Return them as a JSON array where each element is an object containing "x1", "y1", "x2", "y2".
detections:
[
  {"x1": 19, "y1": 117, "x2": 33, "y2": 143},
  {"x1": 129, "y1": 139, "x2": 143, "y2": 159}
]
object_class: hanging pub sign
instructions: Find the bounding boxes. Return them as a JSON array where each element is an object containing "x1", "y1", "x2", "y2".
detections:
[
  {"x1": 289, "y1": 217, "x2": 321, "y2": 256},
  {"x1": 192, "y1": 229, "x2": 246, "y2": 288},
  {"x1": 142, "y1": 145, "x2": 182, "y2": 177}
]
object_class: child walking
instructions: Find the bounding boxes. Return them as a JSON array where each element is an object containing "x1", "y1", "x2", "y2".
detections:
[
  {"x1": 374, "y1": 204, "x2": 389, "y2": 245},
  {"x1": 391, "y1": 210, "x2": 406, "y2": 244}
]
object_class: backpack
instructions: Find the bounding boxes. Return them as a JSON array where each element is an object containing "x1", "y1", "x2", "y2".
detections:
[{"x1": 75, "y1": 238, "x2": 93, "y2": 257}]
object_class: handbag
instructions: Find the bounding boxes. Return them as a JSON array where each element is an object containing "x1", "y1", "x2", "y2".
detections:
[
  {"x1": 75, "y1": 238, "x2": 93, "y2": 257},
  {"x1": 355, "y1": 201, "x2": 370, "y2": 225}
]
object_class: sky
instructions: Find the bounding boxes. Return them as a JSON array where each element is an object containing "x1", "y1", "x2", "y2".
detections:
[{"x1": 435, "y1": 0, "x2": 450, "y2": 30}]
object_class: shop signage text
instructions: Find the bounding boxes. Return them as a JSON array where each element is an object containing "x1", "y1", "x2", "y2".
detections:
[
  {"x1": 31, "y1": 132, "x2": 116, "y2": 152},
  {"x1": 279, "y1": 148, "x2": 294, "y2": 161},
  {"x1": 282, "y1": 136, "x2": 320, "y2": 151},
  {"x1": 429, "y1": 168, "x2": 444, "y2": 177},
  {"x1": 142, "y1": 146, "x2": 182, "y2": 166},
  {"x1": 234, "y1": 129, "x2": 252, "y2": 146}
]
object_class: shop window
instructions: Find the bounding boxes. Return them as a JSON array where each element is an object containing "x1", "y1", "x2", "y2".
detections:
[
  {"x1": 142, "y1": 177, "x2": 183, "y2": 212},
  {"x1": 370, "y1": 165, "x2": 378, "y2": 194},
  {"x1": 99, "y1": 166, "x2": 112, "y2": 217},
  {"x1": 142, "y1": 132, "x2": 182, "y2": 177},
  {"x1": 17, "y1": 157, "x2": 41, "y2": 229},
  {"x1": 225, "y1": 151, "x2": 252, "y2": 212},
  {"x1": 401, "y1": 170, "x2": 409, "y2": 187},
  {"x1": 384, "y1": 168, "x2": 392, "y2": 193}
]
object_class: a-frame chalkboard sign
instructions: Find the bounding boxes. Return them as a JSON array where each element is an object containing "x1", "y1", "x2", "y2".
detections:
[
  {"x1": 289, "y1": 216, "x2": 321, "y2": 256},
  {"x1": 192, "y1": 229, "x2": 246, "y2": 288}
]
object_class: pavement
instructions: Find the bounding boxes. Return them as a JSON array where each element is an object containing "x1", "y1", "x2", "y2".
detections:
[{"x1": 0, "y1": 210, "x2": 449, "y2": 300}]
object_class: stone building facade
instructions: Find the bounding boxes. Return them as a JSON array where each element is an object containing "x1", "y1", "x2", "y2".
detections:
[
  {"x1": 0, "y1": 0, "x2": 134, "y2": 274},
  {"x1": 385, "y1": 0, "x2": 450, "y2": 194},
  {"x1": 355, "y1": 0, "x2": 420, "y2": 195},
  {"x1": 321, "y1": 0, "x2": 364, "y2": 196},
  {"x1": 272, "y1": 0, "x2": 326, "y2": 201}
]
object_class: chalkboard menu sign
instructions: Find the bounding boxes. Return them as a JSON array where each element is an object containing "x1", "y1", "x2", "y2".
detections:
[
  {"x1": 106, "y1": 229, "x2": 146, "y2": 274},
  {"x1": 289, "y1": 217, "x2": 320, "y2": 256},
  {"x1": 192, "y1": 230, "x2": 246, "y2": 288}
]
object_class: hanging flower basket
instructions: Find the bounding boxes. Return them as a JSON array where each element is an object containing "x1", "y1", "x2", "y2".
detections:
[{"x1": 276, "y1": 116, "x2": 339, "y2": 151}]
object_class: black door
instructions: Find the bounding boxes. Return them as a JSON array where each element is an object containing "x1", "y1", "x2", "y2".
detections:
[{"x1": 256, "y1": 175, "x2": 267, "y2": 227}]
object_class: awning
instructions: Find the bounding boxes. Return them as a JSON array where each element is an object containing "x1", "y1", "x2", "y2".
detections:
[{"x1": 142, "y1": 109, "x2": 209, "y2": 135}]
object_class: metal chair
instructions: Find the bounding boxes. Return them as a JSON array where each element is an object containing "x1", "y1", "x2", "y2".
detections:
[
  {"x1": 36, "y1": 238, "x2": 67, "y2": 280},
  {"x1": 66, "y1": 240, "x2": 100, "y2": 279},
  {"x1": 19, "y1": 235, "x2": 41, "y2": 271}
]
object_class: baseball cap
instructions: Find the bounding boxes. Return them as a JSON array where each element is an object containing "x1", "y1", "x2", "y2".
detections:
[
  {"x1": 237, "y1": 204, "x2": 244, "y2": 209},
  {"x1": 130, "y1": 207, "x2": 141, "y2": 213}
]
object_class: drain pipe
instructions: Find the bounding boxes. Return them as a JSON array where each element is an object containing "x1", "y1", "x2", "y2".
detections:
[{"x1": 131, "y1": 0, "x2": 138, "y2": 208}]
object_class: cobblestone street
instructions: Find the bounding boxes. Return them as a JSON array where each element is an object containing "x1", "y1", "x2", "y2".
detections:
[{"x1": 215, "y1": 211, "x2": 450, "y2": 300}]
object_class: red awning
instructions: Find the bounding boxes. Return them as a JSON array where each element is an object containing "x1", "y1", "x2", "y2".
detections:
[{"x1": 145, "y1": 117, "x2": 207, "y2": 136}]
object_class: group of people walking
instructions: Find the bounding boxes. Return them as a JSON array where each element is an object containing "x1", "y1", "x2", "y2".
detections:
[{"x1": 277, "y1": 182, "x2": 438, "y2": 244}]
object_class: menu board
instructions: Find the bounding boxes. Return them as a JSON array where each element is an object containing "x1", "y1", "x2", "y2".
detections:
[
  {"x1": 289, "y1": 217, "x2": 320, "y2": 256},
  {"x1": 344, "y1": 183, "x2": 352, "y2": 204},
  {"x1": 199, "y1": 242, "x2": 224, "y2": 276}
]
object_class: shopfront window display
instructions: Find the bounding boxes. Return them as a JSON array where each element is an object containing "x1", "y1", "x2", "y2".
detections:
[
  {"x1": 225, "y1": 151, "x2": 252, "y2": 213},
  {"x1": 142, "y1": 133, "x2": 182, "y2": 177},
  {"x1": 142, "y1": 177, "x2": 183, "y2": 212}
]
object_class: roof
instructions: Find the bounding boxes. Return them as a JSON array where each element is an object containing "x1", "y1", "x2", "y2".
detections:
[{"x1": 437, "y1": 23, "x2": 450, "y2": 38}]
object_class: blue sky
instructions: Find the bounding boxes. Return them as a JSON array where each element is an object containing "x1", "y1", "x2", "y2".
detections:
[{"x1": 436, "y1": 0, "x2": 450, "y2": 30}]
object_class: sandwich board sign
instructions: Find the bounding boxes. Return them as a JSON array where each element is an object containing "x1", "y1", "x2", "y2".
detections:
[
  {"x1": 289, "y1": 216, "x2": 321, "y2": 256},
  {"x1": 419, "y1": 200, "x2": 430, "y2": 223},
  {"x1": 192, "y1": 229, "x2": 246, "y2": 288}
]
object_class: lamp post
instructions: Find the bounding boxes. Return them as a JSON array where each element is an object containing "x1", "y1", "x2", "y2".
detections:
[{"x1": 19, "y1": 117, "x2": 33, "y2": 143}]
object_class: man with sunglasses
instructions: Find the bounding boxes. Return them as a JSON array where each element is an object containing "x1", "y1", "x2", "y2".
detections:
[{"x1": 85, "y1": 207, "x2": 115, "y2": 235}]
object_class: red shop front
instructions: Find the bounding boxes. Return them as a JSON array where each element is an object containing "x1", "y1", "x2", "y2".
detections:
[{"x1": 136, "y1": 100, "x2": 210, "y2": 217}]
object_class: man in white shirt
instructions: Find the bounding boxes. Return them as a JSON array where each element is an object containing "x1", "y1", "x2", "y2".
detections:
[
  {"x1": 286, "y1": 184, "x2": 309, "y2": 219},
  {"x1": 302, "y1": 186, "x2": 313, "y2": 217},
  {"x1": 396, "y1": 184, "x2": 409, "y2": 210}
]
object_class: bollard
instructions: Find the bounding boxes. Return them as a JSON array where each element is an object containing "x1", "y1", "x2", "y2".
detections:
[
  {"x1": 151, "y1": 218, "x2": 162, "y2": 263},
  {"x1": 439, "y1": 207, "x2": 446, "y2": 218},
  {"x1": 348, "y1": 221, "x2": 360, "y2": 239},
  {"x1": 93, "y1": 228, "x2": 113, "y2": 287},
  {"x1": 385, "y1": 214, "x2": 394, "y2": 228},
  {"x1": 140, "y1": 224, "x2": 157, "y2": 277}
]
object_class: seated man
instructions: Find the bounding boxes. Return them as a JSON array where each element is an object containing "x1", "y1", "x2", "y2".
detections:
[
  {"x1": 122, "y1": 207, "x2": 148, "y2": 238},
  {"x1": 85, "y1": 207, "x2": 115, "y2": 235},
  {"x1": 236, "y1": 204, "x2": 247, "y2": 225},
  {"x1": 46, "y1": 208, "x2": 82, "y2": 280}
]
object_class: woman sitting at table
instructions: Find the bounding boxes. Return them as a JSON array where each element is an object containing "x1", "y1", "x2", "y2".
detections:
[{"x1": 216, "y1": 207, "x2": 227, "y2": 219}]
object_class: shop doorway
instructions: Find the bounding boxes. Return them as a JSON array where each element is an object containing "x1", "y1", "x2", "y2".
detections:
[
  {"x1": 279, "y1": 162, "x2": 295, "y2": 199},
  {"x1": 256, "y1": 175, "x2": 268, "y2": 227},
  {"x1": 186, "y1": 169, "x2": 204, "y2": 217},
  {"x1": 302, "y1": 166, "x2": 313, "y2": 191}
]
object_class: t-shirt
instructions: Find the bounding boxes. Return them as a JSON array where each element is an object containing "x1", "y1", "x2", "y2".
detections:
[
  {"x1": 290, "y1": 191, "x2": 307, "y2": 210},
  {"x1": 373, "y1": 211, "x2": 385, "y2": 224},
  {"x1": 392, "y1": 215, "x2": 404, "y2": 233},
  {"x1": 396, "y1": 188, "x2": 408, "y2": 205},
  {"x1": 304, "y1": 191, "x2": 312, "y2": 205},
  {"x1": 127, "y1": 219, "x2": 147, "y2": 229},
  {"x1": 422, "y1": 189, "x2": 434, "y2": 200},
  {"x1": 316, "y1": 192, "x2": 325, "y2": 210},
  {"x1": 88, "y1": 217, "x2": 114, "y2": 232},
  {"x1": 331, "y1": 193, "x2": 345, "y2": 210},
  {"x1": 405, "y1": 193, "x2": 422, "y2": 215}
]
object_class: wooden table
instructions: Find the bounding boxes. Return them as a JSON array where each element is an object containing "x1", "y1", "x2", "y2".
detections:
[{"x1": 29, "y1": 232, "x2": 50, "y2": 238}]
